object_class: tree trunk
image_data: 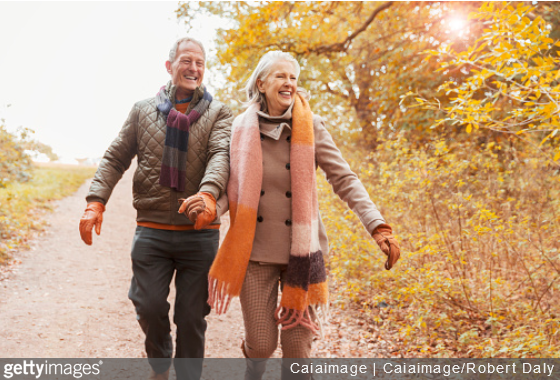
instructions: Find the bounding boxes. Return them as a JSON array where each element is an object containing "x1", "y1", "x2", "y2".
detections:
[{"x1": 354, "y1": 95, "x2": 379, "y2": 150}]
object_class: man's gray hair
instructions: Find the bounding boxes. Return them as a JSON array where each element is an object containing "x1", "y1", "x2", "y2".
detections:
[
  {"x1": 243, "y1": 51, "x2": 301, "y2": 108},
  {"x1": 168, "y1": 37, "x2": 206, "y2": 62}
]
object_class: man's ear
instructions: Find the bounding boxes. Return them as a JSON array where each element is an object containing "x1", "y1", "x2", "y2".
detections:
[{"x1": 165, "y1": 61, "x2": 172, "y2": 74}]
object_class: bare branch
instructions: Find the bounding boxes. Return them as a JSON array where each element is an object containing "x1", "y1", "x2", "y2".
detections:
[{"x1": 309, "y1": 2, "x2": 394, "y2": 55}]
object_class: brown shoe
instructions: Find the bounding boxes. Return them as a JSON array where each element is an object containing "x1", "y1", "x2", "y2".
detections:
[{"x1": 148, "y1": 369, "x2": 169, "y2": 380}]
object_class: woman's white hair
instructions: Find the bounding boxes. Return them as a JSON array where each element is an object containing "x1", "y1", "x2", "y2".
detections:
[{"x1": 243, "y1": 51, "x2": 301, "y2": 108}]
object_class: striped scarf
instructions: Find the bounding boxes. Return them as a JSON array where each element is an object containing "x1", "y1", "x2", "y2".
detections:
[
  {"x1": 208, "y1": 93, "x2": 328, "y2": 332},
  {"x1": 156, "y1": 85, "x2": 212, "y2": 192}
]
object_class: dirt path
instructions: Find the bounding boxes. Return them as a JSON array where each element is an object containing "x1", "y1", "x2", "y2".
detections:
[
  {"x1": 0, "y1": 166, "x2": 395, "y2": 360},
  {"x1": 0, "y1": 167, "x2": 244, "y2": 358}
]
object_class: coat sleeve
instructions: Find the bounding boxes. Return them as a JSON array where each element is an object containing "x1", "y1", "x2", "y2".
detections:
[
  {"x1": 216, "y1": 192, "x2": 229, "y2": 218},
  {"x1": 86, "y1": 103, "x2": 139, "y2": 205},
  {"x1": 314, "y1": 115, "x2": 385, "y2": 235},
  {"x1": 199, "y1": 103, "x2": 233, "y2": 200}
]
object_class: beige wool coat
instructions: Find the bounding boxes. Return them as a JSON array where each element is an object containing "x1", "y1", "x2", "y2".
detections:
[{"x1": 217, "y1": 104, "x2": 386, "y2": 264}]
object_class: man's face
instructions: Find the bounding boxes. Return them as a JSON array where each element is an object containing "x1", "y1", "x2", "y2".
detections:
[{"x1": 166, "y1": 41, "x2": 205, "y2": 99}]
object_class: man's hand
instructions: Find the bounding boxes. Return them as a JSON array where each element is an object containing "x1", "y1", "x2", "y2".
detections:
[
  {"x1": 178, "y1": 192, "x2": 217, "y2": 230},
  {"x1": 79, "y1": 202, "x2": 105, "y2": 245},
  {"x1": 372, "y1": 224, "x2": 400, "y2": 270}
]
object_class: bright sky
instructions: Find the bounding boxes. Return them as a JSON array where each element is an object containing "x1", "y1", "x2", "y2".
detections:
[{"x1": 0, "y1": 2, "x2": 218, "y2": 163}]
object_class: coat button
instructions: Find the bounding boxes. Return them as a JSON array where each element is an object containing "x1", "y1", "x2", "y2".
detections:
[
  {"x1": 285, "y1": 219, "x2": 292, "y2": 226},
  {"x1": 260, "y1": 133, "x2": 265, "y2": 141},
  {"x1": 285, "y1": 163, "x2": 290, "y2": 170},
  {"x1": 285, "y1": 191, "x2": 292, "y2": 198},
  {"x1": 261, "y1": 190, "x2": 265, "y2": 196},
  {"x1": 257, "y1": 216, "x2": 263, "y2": 222},
  {"x1": 287, "y1": 135, "x2": 291, "y2": 142}
]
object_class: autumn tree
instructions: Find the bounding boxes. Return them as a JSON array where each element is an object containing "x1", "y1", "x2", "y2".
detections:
[
  {"x1": 410, "y1": 2, "x2": 560, "y2": 161},
  {"x1": 177, "y1": 1, "x2": 480, "y2": 149}
]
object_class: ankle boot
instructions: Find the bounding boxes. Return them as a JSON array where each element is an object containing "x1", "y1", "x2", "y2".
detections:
[
  {"x1": 244, "y1": 358, "x2": 268, "y2": 380},
  {"x1": 148, "y1": 369, "x2": 169, "y2": 380},
  {"x1": 241, "y1": 339, "x2": 268, "y2": 380}
]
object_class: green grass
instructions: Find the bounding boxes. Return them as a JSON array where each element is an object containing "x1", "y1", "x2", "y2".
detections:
[{"x1": 0, "y1": 163, "x2": 97, "y2": 264}]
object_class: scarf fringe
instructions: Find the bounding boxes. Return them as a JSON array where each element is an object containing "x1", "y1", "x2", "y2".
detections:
[
  {"x1": 208, "y1": 276, "x2": 232, "y2": 315},
  {"x1": 274, "y1": 301, "x2": 330, "y2": 337},
  {"x1": 311, "y1": 303, "x2": 331, "y2": 340},
  {"x1": 275, "y1": 306, "x2": 319, "y2": 332}
]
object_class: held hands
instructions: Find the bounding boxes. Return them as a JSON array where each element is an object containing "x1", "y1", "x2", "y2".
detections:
[
  {"x1": 79, "y1": 202, "x2": 105, "y2": 245},
  {"x1": 372, "y1": 224, "x2": 400, "y2": 270},
  {"x1": 178, "y1": 192, "x2": 217, "y2": 230}
]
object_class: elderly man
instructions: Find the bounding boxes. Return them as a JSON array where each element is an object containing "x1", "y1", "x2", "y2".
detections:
[{"x1": 79, "y1": 37, "x2": 232, "y2": 380}]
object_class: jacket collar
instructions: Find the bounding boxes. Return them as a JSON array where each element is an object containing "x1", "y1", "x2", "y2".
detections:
[{"x1": 165, "y1": 81, "x2": 205, "y2": 112}]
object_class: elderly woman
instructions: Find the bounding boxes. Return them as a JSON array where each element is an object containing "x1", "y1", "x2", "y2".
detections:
[{"x1": 186, "y1": 51, "x2": 400, "y2": 377}]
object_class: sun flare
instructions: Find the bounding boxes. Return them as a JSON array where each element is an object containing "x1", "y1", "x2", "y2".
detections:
[{"x1": 448, "y1": 17, "x2": 467, "y2": 32}]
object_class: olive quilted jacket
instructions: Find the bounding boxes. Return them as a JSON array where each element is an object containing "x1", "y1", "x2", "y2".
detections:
[{"x1": 86, "y1": 84, "x2": 233, "y2": 226}]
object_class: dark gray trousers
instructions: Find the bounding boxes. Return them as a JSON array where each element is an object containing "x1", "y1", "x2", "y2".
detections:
[{"x1": 128, "y1": 226, "x2": 219, "y2": 380}]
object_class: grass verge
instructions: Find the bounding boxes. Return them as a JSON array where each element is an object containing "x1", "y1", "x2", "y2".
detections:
[{"x1": 0, "y1": 163, "x2": 97, "y2": 264}]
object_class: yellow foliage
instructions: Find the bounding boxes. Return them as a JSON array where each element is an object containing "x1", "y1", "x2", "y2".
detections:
[
  {"x1": 319, "y1": 134, "x2": 560, "y2": 357},
  {"x1": 412, "y1": 1, "x2": 560, "y2": 163},
  {"x1": 178, "y1": 1, "x2": 480, "y2": 148}
]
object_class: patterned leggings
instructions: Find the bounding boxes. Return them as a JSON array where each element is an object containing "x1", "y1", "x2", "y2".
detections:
[{"x1": 239, "y1": 261, "x2": 315, "y2": 358}]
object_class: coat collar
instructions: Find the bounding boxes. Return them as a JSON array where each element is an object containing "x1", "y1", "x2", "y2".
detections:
[{"x1": 257, "y1": 102, "x2": 294, "y2": 140}]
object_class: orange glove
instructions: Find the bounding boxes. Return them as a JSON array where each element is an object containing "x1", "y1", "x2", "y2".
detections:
[
  {"x1": 79, "y1": 202, "x2": 105, "y2": 245},
  {"x1": 178, "y1": 192, "x2": 216, "y2": 230},
  {"x1": 372, "y1": 224, "x2": 400, "y2": 270}
]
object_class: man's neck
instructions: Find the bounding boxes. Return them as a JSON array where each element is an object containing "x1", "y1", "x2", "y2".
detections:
[{"x1": 175, "y1": 90, "x2": 194, "y2": 103}]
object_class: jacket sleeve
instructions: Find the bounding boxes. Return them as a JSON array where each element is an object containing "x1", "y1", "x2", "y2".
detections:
[
  {"x1": 199, "y1": 104, "x2": 233, "y2": 200},
  {"x1": 86, "y1": 103, "x2": 139, "y2": 205},
  {"x1": 314, "y1": 115, "x2": 385, "y2": 235}
]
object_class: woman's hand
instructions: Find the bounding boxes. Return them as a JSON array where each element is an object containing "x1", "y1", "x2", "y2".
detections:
[{"x1": 372, "y1": 224, "x2": 400, "y2": 270}]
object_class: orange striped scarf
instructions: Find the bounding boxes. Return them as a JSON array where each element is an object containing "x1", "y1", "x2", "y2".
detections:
[{"x1": 208, "y1": 93, "x2": 328, "y2": 331}]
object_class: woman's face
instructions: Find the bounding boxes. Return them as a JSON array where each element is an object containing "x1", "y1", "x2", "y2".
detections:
[{"x1": 257, "y1": 60, "x2": 298, "y2": 116}]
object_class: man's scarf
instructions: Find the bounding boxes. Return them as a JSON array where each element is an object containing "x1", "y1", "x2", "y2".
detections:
[
  {"x1": 156, "y1": 85, "x2": 213, "y2": 192},
  {"x1": 208, "y1": 93, "x2": 328, "y2": 332}
]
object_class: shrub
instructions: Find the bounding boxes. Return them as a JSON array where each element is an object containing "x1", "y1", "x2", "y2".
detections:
[
  {"x1": 0, "y1": 123, "x2": 32, "y2": 187},
  {"x1": 320, "y1": 135, "x2": 560, "y2": 357}
]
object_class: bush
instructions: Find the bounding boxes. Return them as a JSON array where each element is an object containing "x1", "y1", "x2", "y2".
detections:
[
  {"x1": 320, "y1": 135, "x2": 560, "y2": 357},
  {"x1": 0, "y1": 123, "x2": 32, "y2": 187}
]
